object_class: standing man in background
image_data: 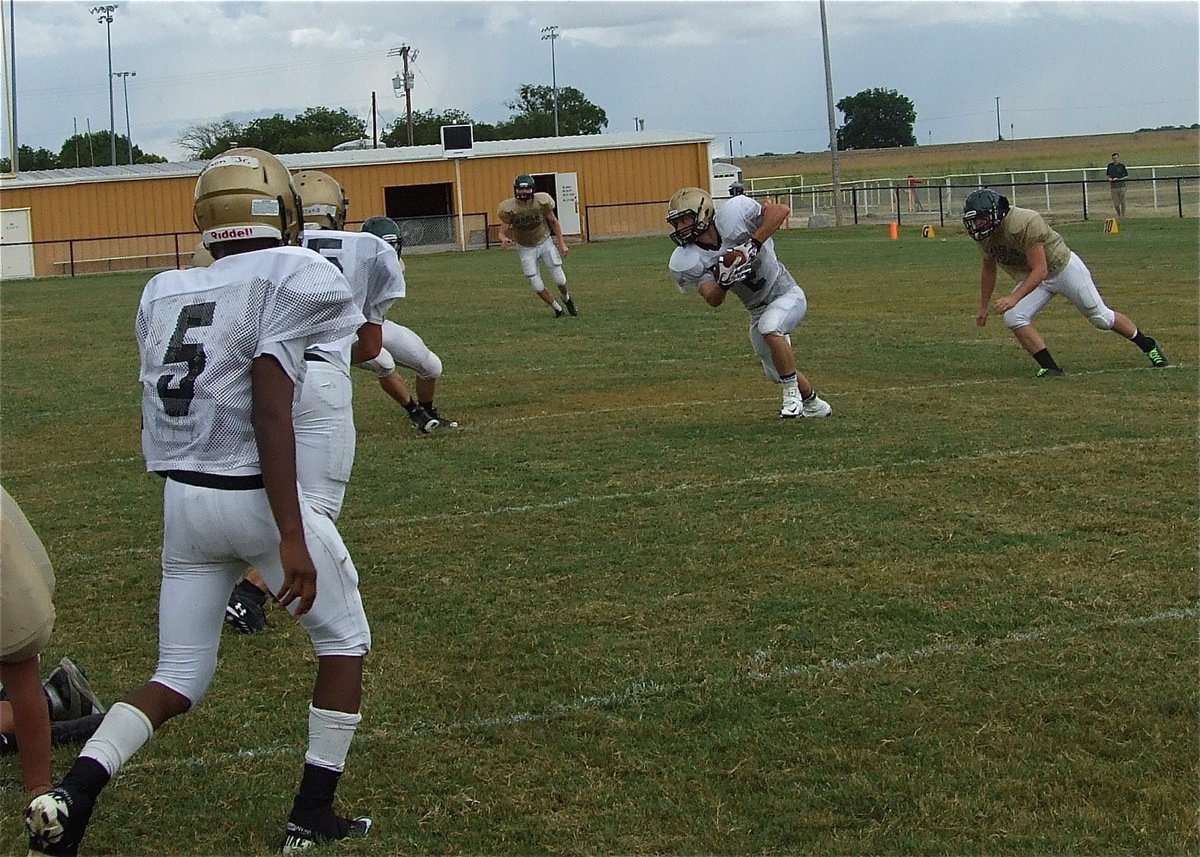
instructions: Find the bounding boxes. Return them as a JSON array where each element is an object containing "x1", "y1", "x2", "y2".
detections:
[
  {"x1": 1106, "y1": 152, "x2": 1129, "y2": 219},
  {"x1": 498, "y1": 174, "x2": 578, "y2": 319}
]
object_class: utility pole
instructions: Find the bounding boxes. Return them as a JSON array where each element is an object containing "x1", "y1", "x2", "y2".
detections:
[
  {"x1": 541, "y1": 25, "x2": 559, "y2": 136},
  {"x1": 995, "y1": 96, "x2": 1002, "y2": 141},
  {"x1": 389, "y1": 45, "x2": 416, "y2": 146},
  {"x1": 90, "y1": 5, "x2": 117, "y2": 165},
  {"x1": 114, "y1": 70, "x2": 134, "y2": 163},
  {"x1": 2, "y1": 0, "x2": 18, "y2": 173},
  {"x1": 819, "y1": 0, "x2": 844, "y2": 226}
]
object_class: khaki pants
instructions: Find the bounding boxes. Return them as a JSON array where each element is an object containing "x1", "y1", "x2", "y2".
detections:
[
  {"x1": 0, "y1": 487, "x2": 56, "y2": 661},
  {"x1": 1110, "y1": 185, "x2": 1127, "y2": 218}
]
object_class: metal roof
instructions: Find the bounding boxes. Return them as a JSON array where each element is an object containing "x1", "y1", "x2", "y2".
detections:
[{"x1": 0, "y1": 130, "x2": 716, "y2": 189}]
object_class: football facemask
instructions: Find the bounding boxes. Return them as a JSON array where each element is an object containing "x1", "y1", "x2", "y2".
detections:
[
  {"x1": 666, "y1": 187, "x2": 716, "y2": 247},
  {"x1": 514, "y1": 174, "x2": 536, "y2": 201},
  {"x1": 962, "y1": 188, "x2": 1009, "y2": 241}
]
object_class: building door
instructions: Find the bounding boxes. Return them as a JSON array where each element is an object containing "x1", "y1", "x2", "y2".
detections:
[
  {"x1": 531, "y1": 173, "x2": 581, "y2": 236},
  {"x1": 1, "y1": 208, "x2": 34, "y2": 279},
  {"x1": 553, "y1": 172, "x2": 580, "y2": 235},
  {"x1": 383, "y1": 182, "x2": 455, "y2": 247}
]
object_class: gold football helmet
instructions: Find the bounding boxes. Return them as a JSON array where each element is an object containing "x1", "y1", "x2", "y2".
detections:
[
  {"x1": 193, "y1": 147, "x2": 302, "y2": 248},
  {"x1": 293, "y1": 170, "x2": 349, "y2": 230},
  {"x1": 666, "y1": 187, "x2": 716, "y2": 247}
]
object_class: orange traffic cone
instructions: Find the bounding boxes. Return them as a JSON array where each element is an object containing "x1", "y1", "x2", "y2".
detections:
[{"x1": 889, "y1": 222, "x2": 899, "y2": 240}]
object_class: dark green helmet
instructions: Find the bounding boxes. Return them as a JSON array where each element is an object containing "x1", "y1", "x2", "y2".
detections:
[
  {"x1": 514, "y1": 174, "x2": 536, "y2": 201},
  {"x1": 361, "y1": 215, "x2": 402, "y2": 254},
  {"x1": 962, "y1": 188, "x2": 1009, "y2": 241}
]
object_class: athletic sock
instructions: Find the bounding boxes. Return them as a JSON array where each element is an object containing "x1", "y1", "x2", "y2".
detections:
[
  {"x1": 1130, "y1": 330, "x2": 1156, "y2": 353},
  {"x1": 61, "y1": 755, "x2": 111, "y2": 803},
  {"x1": 78, "y1": 701, "x2": 154, "y2": 780},
  {"x1": 401, "y1": 400, "x2": 419, "y2": 415},
  {"x1": 1032, "y1": 348, "x2": 1061, "y2": 371},
  {"x1": 305, "y1": 704, "x2": 360, "y2": 772}
]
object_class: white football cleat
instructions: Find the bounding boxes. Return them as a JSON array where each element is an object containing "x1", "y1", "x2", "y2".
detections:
[
  {"x1": 801, "y1": 393, "x2": 832, "y2": 418},
  {"x1": 780, "y1": 388, "x2": 802, "y2": 419}
]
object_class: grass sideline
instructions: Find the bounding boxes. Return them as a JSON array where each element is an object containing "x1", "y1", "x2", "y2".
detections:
[{"x1": 1, "y1": 218, "x2": 1196, "y2": 855}]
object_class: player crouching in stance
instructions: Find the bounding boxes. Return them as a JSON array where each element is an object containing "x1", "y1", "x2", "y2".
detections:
[
  {"x1": 666, "y1": 187, "x2": 831, "y2": 420},
  {"x1": 964, "y1": 188, "x2": 1169, "y2": 377},
  {"x1": 360, "y1": 216, "x2": 458, "y2": 432},
  {"x1": 27, "y1": 149, "x2": 373, "y2": 855}
]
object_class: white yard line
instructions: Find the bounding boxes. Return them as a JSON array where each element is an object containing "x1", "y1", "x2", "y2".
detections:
[
  {"x1": 39, "y1": 434, "x2": 1182, "y2": 567},
  {"x1": 122, "y1": 605, "x2": 1197, "y2": 775},
  {"x1": 376, "y1": 435, "x2": 1179, "y2": 527}
]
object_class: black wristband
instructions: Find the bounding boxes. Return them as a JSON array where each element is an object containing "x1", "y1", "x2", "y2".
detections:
[{"x1": 749, "y1": 237, "x2": 762, "y2": 250}]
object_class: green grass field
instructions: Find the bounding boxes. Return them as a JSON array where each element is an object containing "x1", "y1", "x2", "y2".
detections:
[{"x1": 1, "y1": 218, "x2": 1196, "y2": 855}]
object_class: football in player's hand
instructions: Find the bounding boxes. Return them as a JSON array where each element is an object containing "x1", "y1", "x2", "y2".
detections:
[{"x1": 716, "y1": 240, "x2": 757, "y2": 285}]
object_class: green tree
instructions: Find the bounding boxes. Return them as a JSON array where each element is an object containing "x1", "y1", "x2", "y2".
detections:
[
  {"x1": 54, "y1": 132, "x2": 166, "y2": 167},
  {"x1": 835, "y1": 88, "x2": 917, "y2": 150},
  {"x1": 382, "y1": 108, "x2": 475, "y2": 147},
  {"x1": 176, "y1": 120, "x2": 242, "y2": 159},
  {"x1": 498, "y1": 84, "x2": 607, "y2": 138},
  {"x1": 177, "y1": 108, "x2": 366, "y2": 159},
  {"x1": 1, "y1": 144, "x2": 60, "y2": 172}
]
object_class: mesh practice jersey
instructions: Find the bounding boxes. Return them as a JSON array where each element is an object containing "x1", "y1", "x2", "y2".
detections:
[
  {"x1": 497, "y1": 192, "x2": 556, "y2": 246},
  {"x1": 136, "y1": 245, "x2": 364, "y2": 474},
  {"x1": 300, "y1": 228, "x2": 407, "y2": 372},
  {"x1": 669, "y1": 195, "x2": 795, "y2": 311}
]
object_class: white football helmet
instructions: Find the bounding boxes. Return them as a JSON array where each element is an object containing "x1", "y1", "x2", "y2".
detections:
[
  {"x1": 193, "y1": 147, "x2": 303, "y2": 248},
  {"x1": 293, "y1": 170, "x2": 349, "y2": 230},
  {"x1": 666, "y1": 187, "x2": 716, "y2": 247}
]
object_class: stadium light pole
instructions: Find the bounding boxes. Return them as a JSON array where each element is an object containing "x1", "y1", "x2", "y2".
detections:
[
  {"x1": 114, "y1": 70, "x2": 134, "y2": 164},
  {"x1": 90, "y1": 5, "x2": 117, "y2": 165},
  {"x1": 2, "y1": 0, "x2": 18, "y2": 173},
  {"x1": 819, "y1": 0, "x2": 844, "y2": 226},
  {"x1": 541, "y1": 25, "x2": 559, "y2": 136}
]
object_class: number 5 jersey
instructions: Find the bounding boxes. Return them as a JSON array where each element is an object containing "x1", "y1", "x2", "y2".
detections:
[{"x1": 136, "y1": 245, "x2": 365, "y2": 475}]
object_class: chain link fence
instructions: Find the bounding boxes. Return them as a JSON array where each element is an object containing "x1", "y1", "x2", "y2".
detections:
[
  {"x1": 585, "y1": 174, "x2": 1198, "y2": 241},
  {"x1": 3, "y1": 213, "x2": 494, "y2": 279}
]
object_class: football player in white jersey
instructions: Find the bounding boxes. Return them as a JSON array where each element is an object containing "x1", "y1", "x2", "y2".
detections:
[
  {"x1": 27, "y1": 149, "x2": 375, "y2": 855},
  {"x1": 223, "y1": 174, "x2": 409, "y2": 633},
  {"x1": 360, "y1": 216, "x2": 457, "y2": 432},
  {"x1": 666, "y1": 187, "x2": 832, "y2": 420},
  {"x1": 292, "y1": 170, "x2": 409, "y2": 510}
]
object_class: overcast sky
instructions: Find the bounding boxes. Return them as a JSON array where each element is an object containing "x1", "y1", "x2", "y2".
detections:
[{"x1": 3, "y1": 0, "x2": 1197, "y2": 164}]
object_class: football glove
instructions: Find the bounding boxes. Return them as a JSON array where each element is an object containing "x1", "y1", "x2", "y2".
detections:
[{"x1": 715, "y1": 238, "x2": 761, "y2": 286}]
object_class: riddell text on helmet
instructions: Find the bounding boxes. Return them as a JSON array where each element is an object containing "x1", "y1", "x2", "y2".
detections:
[{"x1": 209, "y1": 226, "x2": 257, "y2": 241}]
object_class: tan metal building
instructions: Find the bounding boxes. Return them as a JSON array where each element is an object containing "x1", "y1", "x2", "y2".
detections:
[{"x1": 0, "y1": 130, "x2": 716, "y2": 278}]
